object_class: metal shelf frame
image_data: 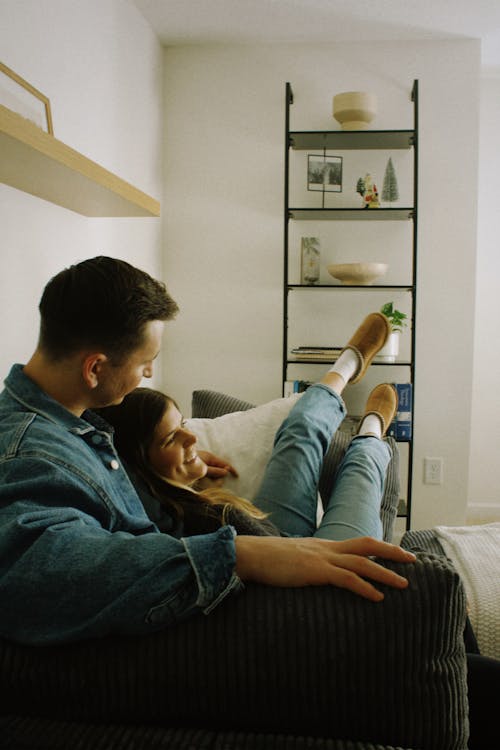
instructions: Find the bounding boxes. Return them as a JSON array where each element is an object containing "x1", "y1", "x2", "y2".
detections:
[{"x1": 282, "y1": 80, "x2": 419, "y2": 530}]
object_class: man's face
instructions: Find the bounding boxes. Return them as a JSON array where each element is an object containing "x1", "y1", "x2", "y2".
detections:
[{"x1": 92, "y1": 320, "x2": 164, "y2": 408}]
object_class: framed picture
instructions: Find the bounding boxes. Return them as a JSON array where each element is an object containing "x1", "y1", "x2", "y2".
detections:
[
  {"x1": 0, "y1": 61, "x2": 53, "y2": 134},
  {"x1": 307, "y1": 154, "x2": 342, "y2": 192}
]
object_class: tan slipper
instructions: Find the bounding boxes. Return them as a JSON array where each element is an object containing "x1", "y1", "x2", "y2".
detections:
[
  {"x1": 341, "y1": 312, "x2": 391, "y2": 383},
  {"x1": 361, "y1": 383, "x2": 398, "y2": 436}
]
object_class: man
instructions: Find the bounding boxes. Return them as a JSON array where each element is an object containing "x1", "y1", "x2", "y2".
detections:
[{"x1": 0, "y1": 256, "x2": 414, "y2": 645}]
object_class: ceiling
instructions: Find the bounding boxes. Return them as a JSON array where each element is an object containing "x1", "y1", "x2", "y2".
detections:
[{"x1": 134, "y1": 0, "x2": 500, "y2": 70}]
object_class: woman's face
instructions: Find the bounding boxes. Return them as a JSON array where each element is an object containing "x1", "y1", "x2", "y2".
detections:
[{"x1": 148, "y1": 402, "x2": 207, "y2": 485}]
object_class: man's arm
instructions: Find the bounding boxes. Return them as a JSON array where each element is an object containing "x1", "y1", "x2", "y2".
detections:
[
  {"x1": 0, "y1": 453, "x2": 240, "y2": 645},
  {"x1": 235, "y1": 535, "x2": 416, "y2": 602}
]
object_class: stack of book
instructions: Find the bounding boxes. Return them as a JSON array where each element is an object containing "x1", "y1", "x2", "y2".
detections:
[
  {"x1": 283, "y1": 380, "x2": 313, "y2": 396},
  {"x1": 387, "y1": 383, "x2": 412, "y2": 440},
  {"x1": 290, "y1": 346, "x2": 343, "y2": 361}
]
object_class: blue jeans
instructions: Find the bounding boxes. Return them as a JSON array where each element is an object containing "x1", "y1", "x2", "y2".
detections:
[{"x1": 254, "y1": 384, "x2": 391, "y2": 541}]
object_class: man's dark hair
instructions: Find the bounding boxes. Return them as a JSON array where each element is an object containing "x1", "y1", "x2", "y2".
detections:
[{"x1": 38, "y1": 256, "x2": 179, "y2": 362}]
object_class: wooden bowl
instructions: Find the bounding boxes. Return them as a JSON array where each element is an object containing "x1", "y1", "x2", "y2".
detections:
[{"x1": 327, "y1": 262, "x2": 388, "y2": 285}]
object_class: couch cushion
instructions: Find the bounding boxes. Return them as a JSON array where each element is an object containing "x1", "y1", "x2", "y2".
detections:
[{"x1": 186, "y1": 393, "x2": 302, "y2": 501}]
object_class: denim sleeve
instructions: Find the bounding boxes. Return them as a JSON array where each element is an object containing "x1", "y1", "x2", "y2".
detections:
[
  {"x1": 0, "y1": 499, "x2": 243, "y2": 645},
  {"x1": 182, "y1": 527, "x2": 243, "y2": 614}
]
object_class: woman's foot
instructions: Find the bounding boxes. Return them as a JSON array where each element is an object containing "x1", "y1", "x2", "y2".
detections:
[
  {"x1": 342, "y1": 312, "x2": 391, "y2": 384},
  {"x1": 324, "y1": 312, "x2": 391, "y2": 389},
  {"x1": 358, "y1": 383, "x2": 398, "y2": 438}
]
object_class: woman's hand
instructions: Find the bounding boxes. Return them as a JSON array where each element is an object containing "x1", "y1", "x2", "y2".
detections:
[
  {"x1": 234, "y1": 535, "x2": 416, "y2": 602},
  {"x1": 198, "y1": 450, "x2": 238, "y2": 480}
]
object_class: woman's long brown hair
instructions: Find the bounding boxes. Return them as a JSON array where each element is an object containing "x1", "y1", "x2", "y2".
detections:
[{"x1": 96, "y1": 387, "x2": 266, "y2": 526}]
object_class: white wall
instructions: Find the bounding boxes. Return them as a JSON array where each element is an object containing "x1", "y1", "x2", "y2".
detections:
[
  {"x1": 0, "y1": 4, "x2": 486, "y2": 531},
  {"x1": 162, "y1": 41, "x2": 480, "y2": 529},
  {"x1": 468, "y1": 74, "x2": 500, "y2": 517},
  {"x1": 0, "y1": 0, "x2": 164, "y2": 382}
]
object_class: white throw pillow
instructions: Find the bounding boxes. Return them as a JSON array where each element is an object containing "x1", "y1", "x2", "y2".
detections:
[{"x1": 185, "y1": 393, "x2": 302, "y2": 500}]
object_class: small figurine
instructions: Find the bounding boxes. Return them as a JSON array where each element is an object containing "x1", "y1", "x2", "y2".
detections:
[
  {"x1": 356, "y1": 177, "x2": 365, "y2": 201},
  {"x1": 362, "y1": 173, "x2": 380, "y2": 208},
  {"x1": 356, "y1": 173, "x2": 380, "y2": 208}
]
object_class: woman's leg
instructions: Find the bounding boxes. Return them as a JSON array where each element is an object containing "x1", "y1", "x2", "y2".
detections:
[
  {"x1": 314, "y1": 383, "x2": 397, "y2": 541},
  {"x1": 254, "y1": 313, "x2": 392, "y2": 536},
  {"x1": 314, "y1": 435, "x2": 391, "y2": 541},
  {"x1": 254, "y1": 383, "x2": 346, "y2": 536}
]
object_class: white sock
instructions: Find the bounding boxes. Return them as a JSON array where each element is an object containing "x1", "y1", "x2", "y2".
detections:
[
  {"x1": 328, "y1": 348, "x2": 360, "y2": 384},
  {"x1": 358, "y1": 413, "x2": 383, "y2": 438}
]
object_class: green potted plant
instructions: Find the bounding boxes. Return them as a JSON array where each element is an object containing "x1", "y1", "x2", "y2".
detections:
[{"x1": 379, "y1": 302, "x2": 408, "y2": 361}]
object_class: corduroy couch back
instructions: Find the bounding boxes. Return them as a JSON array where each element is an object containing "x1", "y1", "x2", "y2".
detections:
[
  {"x1": 0, "y1": 390, "x2": 470, "y2": 750},
  {"x1": 1, "y1": 558, "x2": 469, "y2": 749}
]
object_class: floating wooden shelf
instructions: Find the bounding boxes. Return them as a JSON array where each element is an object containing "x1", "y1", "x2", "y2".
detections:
[{"x1": 0, "y1": 104, "x2": 160, "y2": 217}]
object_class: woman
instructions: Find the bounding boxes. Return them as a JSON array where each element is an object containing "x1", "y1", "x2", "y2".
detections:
[{"x1": 98, "y1": 312, "x2": 398, "y2": 542}]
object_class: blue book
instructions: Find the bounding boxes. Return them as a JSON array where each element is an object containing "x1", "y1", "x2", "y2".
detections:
[
  {"x1": 388, "y1": 383, "x2": 412, "y2": 440},
  {"x1": 283, "y1": 380, "x2": 312, "y2": 397}
]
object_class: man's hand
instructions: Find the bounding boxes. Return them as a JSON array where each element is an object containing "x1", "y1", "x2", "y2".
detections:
[
  {"x1": 234, "y1": 535, "x2": 416, "y2": 602},
  {"x1": 198, "y1": 450, "x2": 238, "y2": 480}
]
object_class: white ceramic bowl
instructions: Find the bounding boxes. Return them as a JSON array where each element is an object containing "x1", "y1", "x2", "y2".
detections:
[
  {"x1": 327, "y1": 262, "x2": 388, "y2": 285},
  {"x1": 332, "y1": 91, "x2": 377, "y2": 130}
]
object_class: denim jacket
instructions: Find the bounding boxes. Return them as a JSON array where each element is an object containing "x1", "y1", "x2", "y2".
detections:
[{"x1": 0, "y1": 365, "x2": 242, "y2": 645}]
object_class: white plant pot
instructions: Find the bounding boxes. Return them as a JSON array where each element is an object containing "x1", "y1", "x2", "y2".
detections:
[
  {"x1": 377, "y1": 331, "x2": 399, "y2": 362},
  {"x1": 332, "y1": 91, "x2": 377, "y2": 131}
]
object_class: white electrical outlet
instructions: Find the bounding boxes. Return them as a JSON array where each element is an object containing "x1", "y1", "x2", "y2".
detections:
[{"x1": 424, "y1": 457, "x2": 443, "y2": 485}]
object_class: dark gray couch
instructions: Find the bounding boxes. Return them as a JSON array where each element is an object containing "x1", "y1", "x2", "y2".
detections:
[{"x1": 0, "y1": 391, "x2": 470, "y2": 750}]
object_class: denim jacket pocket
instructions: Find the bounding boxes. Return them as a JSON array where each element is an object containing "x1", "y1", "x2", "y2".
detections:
[{"x1": 145, "y1": 579, "x2": 197, "y2": 626}]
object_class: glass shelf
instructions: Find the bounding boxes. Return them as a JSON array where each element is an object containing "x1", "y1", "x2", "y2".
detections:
[
  {"x1": 287, "y1": 358, "x2": 411, "y2": 366},
  {"x1": 289, "y1": 130, "x2": 414, "y2": 151},
  {"x1": 287, "y1": 284, "x2": 414, "y2": 291},
  {"x1": 289, "y1": 208, "x2": 414, "y2": 220}
]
